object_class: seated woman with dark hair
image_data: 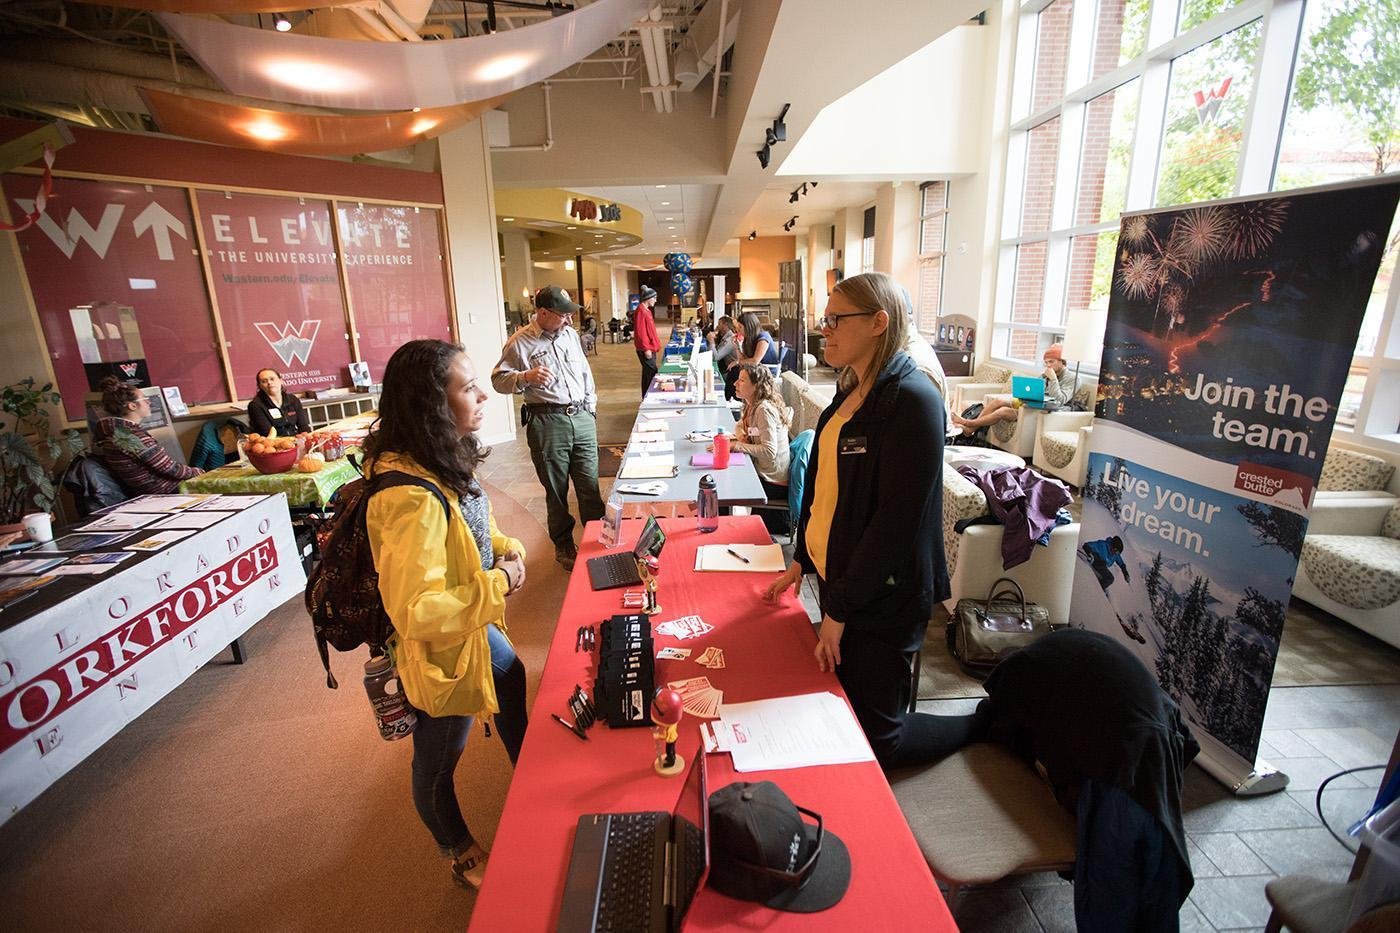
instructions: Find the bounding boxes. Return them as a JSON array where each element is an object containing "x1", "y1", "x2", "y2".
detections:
[
  {"x1": 92, "y1": 377, "x2": 202, "y2": 495},
  {"x1": 247, "y1": 368, "x2": 310, "y2": 436}
]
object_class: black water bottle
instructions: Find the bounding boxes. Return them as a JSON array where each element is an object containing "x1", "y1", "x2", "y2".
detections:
[{"x1": 364, "y1": 655, "x2": 417, "y2": 741}]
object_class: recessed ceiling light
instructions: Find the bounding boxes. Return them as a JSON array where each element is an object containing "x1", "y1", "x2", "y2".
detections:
[
  {"x1": 502, "y1": 216, "x2": 515, "y2": 222},
  {"x1": 660, "y1": 202, "x2": 671, "y2": 206},
  {"x1": 264, "y1": 60, "x2": 367, "y2": 93},
  {"x1": 243, "y1": 120, "x2": 289, "y2": 141},
  {"x1": 655, "y1": 185, "x2": 666, "y2": 189},
  {"x1": 477, "y1": 53, "x2": 534, "y2": 81},
  {"x1": 566, "y1": 225, "x2": 576, "y2": 229},
  {"x1": 665, "y1": 217, "x2": 674, "y2": 221}
]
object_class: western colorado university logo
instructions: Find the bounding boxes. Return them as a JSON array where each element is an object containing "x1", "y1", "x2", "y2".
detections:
[
  {"x1": 254, "y1": 319, "x2": 321, "y2": 367},
  {"x1": 0, "y1": 538, "x2": 280, "y2": 754}
]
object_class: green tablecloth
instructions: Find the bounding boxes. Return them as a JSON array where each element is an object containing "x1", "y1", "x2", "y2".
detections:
[{"x1": 179, "y1": 456, "x2": 359, "y2": 507}]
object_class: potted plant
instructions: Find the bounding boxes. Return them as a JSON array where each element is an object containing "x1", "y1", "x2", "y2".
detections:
[{"x1": 0, "y1": 378, "x2": 87, "y2": 530}]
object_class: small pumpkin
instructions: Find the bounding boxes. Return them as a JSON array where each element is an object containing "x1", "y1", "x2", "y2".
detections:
[{"x1": 295, "y1": 456, "x2": 325, "y2": 473}]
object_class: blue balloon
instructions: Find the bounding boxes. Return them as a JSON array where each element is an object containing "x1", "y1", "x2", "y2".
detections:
[{"x1": 671, "y1": 272, "x2": 693, "y2": 297}]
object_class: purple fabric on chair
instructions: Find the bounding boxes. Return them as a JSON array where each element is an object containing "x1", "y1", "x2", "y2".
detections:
[{"x1": 956, "y1": 465, "x2": 1073, "y2": 570}]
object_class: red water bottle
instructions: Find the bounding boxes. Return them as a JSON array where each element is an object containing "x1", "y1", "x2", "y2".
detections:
[{"x1": 712, "y1": 432, "x2": 731, "y2": 470}]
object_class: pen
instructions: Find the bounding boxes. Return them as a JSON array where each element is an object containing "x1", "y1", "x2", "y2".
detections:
[
  {"x1": 551, "y1": 713, "x2": 588, "y2": 741},
  {"x1": 725, "y1": 547, "x2": 751, "y2": 564}
]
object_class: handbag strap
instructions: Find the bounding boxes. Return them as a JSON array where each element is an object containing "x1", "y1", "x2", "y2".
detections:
[{"x1": 982, "y1": 576, "x2": 1028, "y2": 618}]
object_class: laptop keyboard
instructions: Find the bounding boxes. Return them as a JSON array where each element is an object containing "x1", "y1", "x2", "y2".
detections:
[
  {"x1": 595, "y1": 813, "x2": 663, "y2": 931},
  {"x1": 596, "y1": 554, "x2": 639, "y2": 588}
]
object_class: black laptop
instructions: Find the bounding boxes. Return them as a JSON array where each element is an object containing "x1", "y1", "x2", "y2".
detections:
[
  {"x1": 556, "y1": 752, "x2": 711, "y2": 933},
  {"x1": 586, "y1": 515, "x2": 668, "y2": 591}
]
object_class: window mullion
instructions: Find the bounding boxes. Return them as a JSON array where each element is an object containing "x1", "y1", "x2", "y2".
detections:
[
  {"x1": 1236, "y1": 0, "x2": 1305, "y2": 195},
  {"x1": 1124, "y1": 58, "x2": 1169, "y2": 210}
]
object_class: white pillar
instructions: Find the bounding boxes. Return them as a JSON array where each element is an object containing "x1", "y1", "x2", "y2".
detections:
[
  {"x1": 500, "y1": 230, "x2": 535, "y2": 318},
  {"x1": 439, "y1": 119, "x2": 515, "y2": 445},
  {"x1": 876, "y1": 182, "x2": 920, "y2": 297}
]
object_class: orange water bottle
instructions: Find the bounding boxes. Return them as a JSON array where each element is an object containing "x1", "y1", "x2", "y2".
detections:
[{"x1": 712, "y1": 432, "x2": 731, "y2": 469}]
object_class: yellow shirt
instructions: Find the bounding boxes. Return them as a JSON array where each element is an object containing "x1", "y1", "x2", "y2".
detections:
[{"x1": 803, "y1": 411, "x2": 849, "y2": 580}]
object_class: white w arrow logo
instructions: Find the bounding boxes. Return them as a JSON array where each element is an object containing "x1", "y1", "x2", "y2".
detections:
[{"x1": 254, "y1": 320, "x2": 322, "y2": 367}]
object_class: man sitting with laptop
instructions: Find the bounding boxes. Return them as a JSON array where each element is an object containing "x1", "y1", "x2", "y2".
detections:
[{"x1": 950, "y1": 343, "x2": 1078, "y2": 436}]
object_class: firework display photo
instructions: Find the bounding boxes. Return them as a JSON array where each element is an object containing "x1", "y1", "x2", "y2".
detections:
[{"x1": 1075, "y1": 177, "x2": 1399, "y2": 786}]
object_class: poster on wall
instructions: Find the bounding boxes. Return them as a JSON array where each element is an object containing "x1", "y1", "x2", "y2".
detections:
[
  {"x1": 3, "y1": 174, "x2": 229, "y2": 421},
  {"x1": 336, "y1": 203, "x2": 453, "y2": 378},
  {"x1": 1073, "y1": 178, "x2": 1400, "y2": 791},
  {"x1": 777, "y1": 259, "x2": 804, "y2": 374},
  {"x1": 197, "y1": 191, "x2": 353, "y2": 398}
]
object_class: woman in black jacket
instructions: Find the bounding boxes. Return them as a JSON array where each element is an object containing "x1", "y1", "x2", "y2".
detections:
[
  {"x1": 247, "y1": 368, "x2": 310, "y2": 436},
  {"x1": 765, "y1": 272, "x2": 975, "y2": 768}
]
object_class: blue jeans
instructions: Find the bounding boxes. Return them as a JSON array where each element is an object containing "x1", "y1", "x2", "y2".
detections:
[{"x1": 409, "y1": 624, "x2": 527, "y2": 857}]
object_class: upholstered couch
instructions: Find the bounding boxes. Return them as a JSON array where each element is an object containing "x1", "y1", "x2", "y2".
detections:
[
  {"x1": 1291, "y1": 446, "x2": 1400, "y2": 648},
  {"x1": 1031, "y1": 384, "x2": 1099, "y2": 488}
]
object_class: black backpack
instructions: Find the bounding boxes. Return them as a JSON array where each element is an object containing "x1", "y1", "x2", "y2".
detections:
[{"x1": 305, "y1": 470, "x2": 450, "y2": 688}]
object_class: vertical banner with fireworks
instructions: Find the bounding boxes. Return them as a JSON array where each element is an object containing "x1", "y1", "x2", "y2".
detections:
[{"x1": 1073, "y1": 178, "x2": 1400, "y2": 790}]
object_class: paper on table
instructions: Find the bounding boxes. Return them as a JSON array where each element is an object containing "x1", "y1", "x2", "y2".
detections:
[
  {"x1": 48, "y1": 552, "x2": 134, "y2": 574},
  {"x1": 123, "y1": 529, "x2": 197, "y2": 551},
  {"x1": 114, "y1": 494, "x2": 204, "y2": 511},
  {"x1": 185, "y1": 494, "x2": 267, "y2": 511},
  {"x1": 635, "y1": 420, "x2": 669, "y2": 433},
  {"x1": 693, "y1": 544, "x2": 787, "y2": 573},
  {"x1": 80, "y1": 512, "x2": 163, "y2": 531},
  {"x1": 627, "y1": 438, "x2": 675, "y2": 452},
  {"x1": 618, "y1": 455, "x2": 677, "y2": 480},
  {"x1": 641, "y1": 410, "x2": 684, "y2": 420},
  {"x1": 152, "y1": 510, "x2": 236, "y2": 530},
  {"x1": 710, "y1": 692, "x2": 874, "y2": 772}
]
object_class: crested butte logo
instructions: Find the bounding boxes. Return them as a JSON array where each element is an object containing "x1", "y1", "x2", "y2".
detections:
[
  {"x1": 255, "y1": 319, "x2": 321, "y2": 367},
  {"x1": 118, "y1": 362, "x2": 139, "y2": 377}
]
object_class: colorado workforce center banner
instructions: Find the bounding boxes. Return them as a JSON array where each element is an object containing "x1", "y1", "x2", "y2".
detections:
[
  {"x1": 0, "y1": 496, "x2": 304, "y2": 823},
  {"x1": 1073, "y1": 178, "x2": 1400, "y2": 792}
]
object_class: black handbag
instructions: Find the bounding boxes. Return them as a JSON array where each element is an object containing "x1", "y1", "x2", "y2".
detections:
[{"x1": 947, "y1": 577, "x2": 1057, "y2": 674}]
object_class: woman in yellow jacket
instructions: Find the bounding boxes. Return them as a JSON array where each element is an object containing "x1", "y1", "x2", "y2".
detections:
[{"x1": 363, "y1": 339, "x2": 529, "y2": 891}]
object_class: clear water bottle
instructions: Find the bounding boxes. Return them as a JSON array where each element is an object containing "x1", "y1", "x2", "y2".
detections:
[
  {"x1": 697, "y1": 473, "x2": 719, "y2": 533},
  {"x1": 364, "y1": 655, "x2": 417, "y2": 741}
]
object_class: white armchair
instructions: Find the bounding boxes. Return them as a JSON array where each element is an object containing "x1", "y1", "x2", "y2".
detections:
[
  {"x1": 941, "y1": 465, "x2": 1080, "y2": 625},
  {"x1": 987, "y1": 405, "x2": 1042, "y2": 459},
  {"x1": 945, "y1": 363, "x2": 1012, "y2": 413},
  {"x1": 1034, "y1": 410, "x2": 1095, "y2": 488},
  {"x1": 1293, "y1": 497, "x2": 1400, "y2": 649}
]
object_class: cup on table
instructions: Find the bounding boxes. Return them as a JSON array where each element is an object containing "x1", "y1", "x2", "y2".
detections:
[{"x1": 22, "y1": 511, "x2": 53, "y2": 543}]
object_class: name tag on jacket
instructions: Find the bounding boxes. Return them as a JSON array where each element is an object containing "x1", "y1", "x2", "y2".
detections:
[
  {"x1": 267, "y1": 407, "x2": 282, "y2": 420},
  {"x1": 838, "y1": 435, "x2": 867, "y2": 455}
]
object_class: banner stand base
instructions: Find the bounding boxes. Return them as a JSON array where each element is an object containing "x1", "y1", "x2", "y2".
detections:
[{"x1": 1197, "y1": 751, "x2": 1290, "y2": 797}]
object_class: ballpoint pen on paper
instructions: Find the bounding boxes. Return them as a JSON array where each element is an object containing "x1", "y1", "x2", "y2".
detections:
[
  {"x1": 725, "y1": 548, "x2": 751, "y2": 564},
  {"x1": 551, "y1": 713, "x2": 588, "y2": 741}
]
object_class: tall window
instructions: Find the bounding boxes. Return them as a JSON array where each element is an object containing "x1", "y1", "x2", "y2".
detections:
[
  {"x1": 996, "y1": 0, "x2": 1400, "y2": 447},
  {"x1": 916, "y1": 181, "x2": 949, "y2": 334},
  {"x1": 861, "y1": 206, "x2": 877, "y2": 274}
]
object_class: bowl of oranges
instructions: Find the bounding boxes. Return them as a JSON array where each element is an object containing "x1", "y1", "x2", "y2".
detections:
[{"x1": 245, "y1": 433, "x2": 300, "y2": 474}]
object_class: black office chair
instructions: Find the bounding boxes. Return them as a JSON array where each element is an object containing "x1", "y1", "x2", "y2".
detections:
[{"x1": 60, "y1": 454, "x2": 129, "y2": 517}]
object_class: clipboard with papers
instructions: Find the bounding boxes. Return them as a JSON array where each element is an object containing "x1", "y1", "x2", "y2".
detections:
[{"x1": 618, "y1": 455, "x2": 679, "y2": 480}]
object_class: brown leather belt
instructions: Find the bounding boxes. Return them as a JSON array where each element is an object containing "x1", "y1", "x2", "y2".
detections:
[{"x1": 524, "y1": 402, "x2": 587, "y2": 416}]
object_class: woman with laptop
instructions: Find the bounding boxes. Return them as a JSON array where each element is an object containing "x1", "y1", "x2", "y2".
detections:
[
  {"x1": 362, "y1": 339, "x2": 530, "y2": 890},
  {"x1": 949, "y1": 343, "x2": 1077, "y2": 435},
  {"x1": 763, "y1": 272, "x2": 980, "y2": 769}
]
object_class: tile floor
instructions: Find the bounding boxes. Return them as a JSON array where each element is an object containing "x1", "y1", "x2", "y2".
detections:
[{"x1": 485, "y1": 337, "x2": 1397, "y2": 932}]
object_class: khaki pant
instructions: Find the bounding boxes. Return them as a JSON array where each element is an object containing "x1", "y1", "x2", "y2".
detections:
[{"x1": 525, "y1": 410, "x2": 605, "y2": 551}]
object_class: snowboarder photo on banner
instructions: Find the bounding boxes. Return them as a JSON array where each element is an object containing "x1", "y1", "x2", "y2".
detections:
[{"x1": 1080, "y1": 535, "x2": 1145, "y2": 643}]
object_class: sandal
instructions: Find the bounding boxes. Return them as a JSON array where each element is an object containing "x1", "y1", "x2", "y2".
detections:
[{"x1": 450, "y1": 843, "x2": 490, "y2": 890}]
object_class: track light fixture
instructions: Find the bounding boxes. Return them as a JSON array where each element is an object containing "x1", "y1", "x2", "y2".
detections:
[
  {"x1": 788, "y1": 181, "x2": 818, "y2": 204},
  {"x1": 755, "y1": 103, "x2": 791, "y2": 170},
  {"x1": 274, "y1": 13, "x2": 292, "y2": 30},
  {"x1": 781, "y1": 216, "x2": 798, "y2": 233},
  {"x1": 748, "y1": 230, "x2": 757, "y2": 240}
]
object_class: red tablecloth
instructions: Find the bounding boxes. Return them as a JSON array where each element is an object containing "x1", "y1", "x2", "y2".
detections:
[{"x1": 469, "y1": 516, "x2": 955, "y2": 931}]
